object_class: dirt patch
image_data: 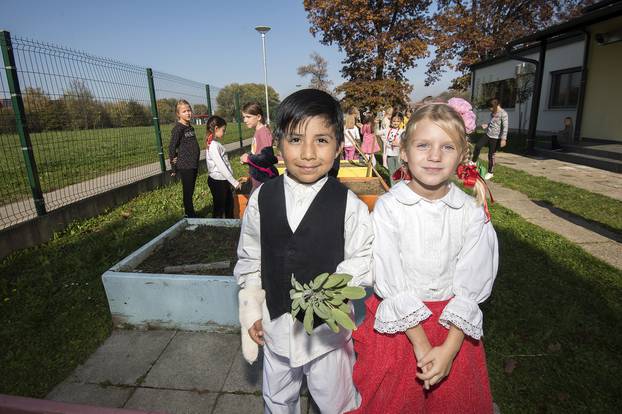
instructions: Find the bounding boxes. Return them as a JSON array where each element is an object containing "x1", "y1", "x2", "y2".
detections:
[
  {"x1": 136, "y1": 225, "x2": 240, "y2": 275},
  {"x1": 341, "y1": 179, "x2": 386, "y2": 195}
]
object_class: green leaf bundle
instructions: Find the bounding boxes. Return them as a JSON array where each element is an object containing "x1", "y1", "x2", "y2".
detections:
[{"x1": 290, "y1": 273, "x2": 366, "y2": 335}]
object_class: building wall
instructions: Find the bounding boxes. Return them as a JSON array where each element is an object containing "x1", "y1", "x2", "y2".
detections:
[
  {"x1": 472, "y1": 37, "x2": 584, "y2": 136},
  {"x1": 581, "y1": 17, "x2": 622, "y2": 142}
]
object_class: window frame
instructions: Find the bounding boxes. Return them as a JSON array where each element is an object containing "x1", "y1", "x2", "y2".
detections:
[
  {"x1": 548, "y1": 67, "x2": 582, "y2": 109},
  {"x1": 479, "y1": 78, "x2": 517, "y2": 109}
]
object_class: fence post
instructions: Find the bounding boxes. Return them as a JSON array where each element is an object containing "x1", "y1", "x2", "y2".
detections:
[
  {"x1": 205, "y1": 84, "x2": 212, "y2": 116},
  {"x1": 234, "y1": 91, "x2": 243, "y2": 148},
  {"x1": 1, "y1": 30, "x2": 46, "y2": 216},
  {"x1": 146, "y1": 68, "x2": 166, "y2": 173}
]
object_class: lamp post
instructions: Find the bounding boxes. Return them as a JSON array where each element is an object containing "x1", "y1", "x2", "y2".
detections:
[{"x1": 254, "y1": 25, "x2": 271, "y2": 125}]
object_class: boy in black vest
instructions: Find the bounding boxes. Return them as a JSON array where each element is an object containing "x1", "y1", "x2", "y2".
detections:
[{"x1": 234, "y1": 89, "x2": 373, "y2": 413}]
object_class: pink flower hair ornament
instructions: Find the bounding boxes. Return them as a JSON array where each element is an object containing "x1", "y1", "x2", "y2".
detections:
[{"x1": 447, "y1": 97, "x2": 476, "y2": 134}]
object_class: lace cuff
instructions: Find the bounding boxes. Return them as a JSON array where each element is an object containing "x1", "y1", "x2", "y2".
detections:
[
  {"x1": 439, "y1": 310, "x2": 483, "y2": 340},
  {"x1": 374, "y1": 305, "x2": 432, "y2": 334}
]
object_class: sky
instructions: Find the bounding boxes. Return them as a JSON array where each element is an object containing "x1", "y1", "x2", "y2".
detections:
[{"x1": 1, "y1": 0, "x2": 459, "y2": 102}]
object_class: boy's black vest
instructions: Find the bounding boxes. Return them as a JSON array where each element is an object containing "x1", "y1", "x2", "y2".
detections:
[{"x1": 259, "y1": 175, "x2": 347, "y2": 322}]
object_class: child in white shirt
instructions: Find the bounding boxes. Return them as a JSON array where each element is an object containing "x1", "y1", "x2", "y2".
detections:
[
  {"x1": 205, "y1": 116, "x2": 240, "y2": 218},
  {"x1": 381, "y1": 112, "x2": 404, "y2": 185},
  {"x1": 350, "y1": 102, "x2": 498, "y2": 413},
  {"x1": 234, "y1": 89, "x2": 373, "y2": 414}
]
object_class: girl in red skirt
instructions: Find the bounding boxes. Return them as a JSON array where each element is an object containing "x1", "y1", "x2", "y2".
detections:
[{"x1": 350, "y1": 101, "x2": 498, "y2": 414}]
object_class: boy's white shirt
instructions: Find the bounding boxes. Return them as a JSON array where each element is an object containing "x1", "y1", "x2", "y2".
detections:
[
  {"x1": 206, "y1": 141, "x2": 239, "y2": 188},
  {"x1": 234, "y1": 173, "x2": 374, "y2": 367}
]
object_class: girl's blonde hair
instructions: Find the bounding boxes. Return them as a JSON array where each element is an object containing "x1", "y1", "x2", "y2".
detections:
[
  {"x1": 175, "y1": 99, "x2": 192, "y2": 116},
  {"x1": 401, "y1": 104, "x2": 486, "y2": 205},
  {"x1": 344, "y1": 113, "x2": 356, "y2": 129}
]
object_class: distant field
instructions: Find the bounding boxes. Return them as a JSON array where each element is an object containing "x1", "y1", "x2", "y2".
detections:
[{"x1": 0, "y1": 123, "x2": 254, "y2": 205}]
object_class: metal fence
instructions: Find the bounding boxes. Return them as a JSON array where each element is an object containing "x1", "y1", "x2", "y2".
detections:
[{"x1": 0, "y1": 31, "x2": 242, "y2": 230}]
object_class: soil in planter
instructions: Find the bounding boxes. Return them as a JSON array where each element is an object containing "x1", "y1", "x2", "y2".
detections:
[
  {"x1": 341, "y1": 179, "x2": 386, "y2": 195},
  {"x1": 136, "y1": 226, "x2": 241, "y2": 275}
]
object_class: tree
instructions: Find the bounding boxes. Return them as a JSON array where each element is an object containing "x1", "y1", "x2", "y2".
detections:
[
  {"x1": 156, "y1": 98, "x2": 178, "y2": 124},
  {"x1": 426, "y1": 0, "x2": 591, "y2": 90},
  {"x1": 193, "y1": 104, "x2": 209, "y2": 116},
  {"x1": 304, "y1": 0, "x2": 431, "y2": 109},
  {"x1": 23, "y1": 87, "x2": 67, "y2": 132},
  {"x1": 215, "y1": 83, "x2": 279, "y2": 122},
  {"x1": 63, "y1": 80, "x2": 101, "y2": 130},
  {"x1": 297, "y1": 52, "x2": 333, "y2": 93}
]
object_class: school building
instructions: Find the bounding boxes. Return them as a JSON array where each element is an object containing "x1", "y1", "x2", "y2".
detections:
[{"x1": 469, "y1": 0, "x2": 622, "y2": 171}]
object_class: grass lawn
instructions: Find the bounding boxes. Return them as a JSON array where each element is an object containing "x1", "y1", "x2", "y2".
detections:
[
  {"x1": 1, "y1": 160, "x2": 621, "y2": 412},
  {"x1": 0, "y1": 123, "x2": 254, "y2": 204},
  {"x1": 469, "y1": 131, "x2": 621, "y2": 235},
  {"x1": 491, "y1": 164, "x2": 622, "y2": 234}
]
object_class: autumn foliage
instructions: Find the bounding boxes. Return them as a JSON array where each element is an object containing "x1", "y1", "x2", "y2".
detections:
[
  {"x1": 426, "y1": 0, "x2": 591, "y2": 90},
  {"x1": 304, "y1": 0, "x2": 430, "y2": 108}
]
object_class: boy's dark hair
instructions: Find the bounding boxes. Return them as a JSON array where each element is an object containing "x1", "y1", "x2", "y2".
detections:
[{"x1": 274, "y1": 89, "x2": 344, "y2": 145}]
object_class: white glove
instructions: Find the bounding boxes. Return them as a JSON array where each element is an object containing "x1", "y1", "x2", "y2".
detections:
[{"x1": 238, "y1": 287, "x2": 265, "y2": 364}]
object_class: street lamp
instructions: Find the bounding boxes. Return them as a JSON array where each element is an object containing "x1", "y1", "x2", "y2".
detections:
[{"x1": 254, "y1": 25, "x2": 271, "y2": 125}]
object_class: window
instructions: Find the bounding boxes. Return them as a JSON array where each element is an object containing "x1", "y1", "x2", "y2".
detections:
[
  {"x1": 479, "y1": 78, "x2": 516, "y2": 109},
  {"x1": 549, "y1": 68, "x2": 581, "y2": 108}
]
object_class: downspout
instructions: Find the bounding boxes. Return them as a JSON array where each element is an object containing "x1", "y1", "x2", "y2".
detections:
[
  {"x1": 506, "y1": 40, "x2": 546, "y2": 154},
  {"x1": 470, "y1": 70, "x2": 476, "y2": 102},
  {"x1": 574, "y1": 30, "x2": 591, "y2": 142}
]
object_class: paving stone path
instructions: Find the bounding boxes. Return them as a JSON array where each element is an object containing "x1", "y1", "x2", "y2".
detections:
[
  {"x1": 46, "y1": 330, "x2": 319, "y2": 414},
  {"x1": 491, "y1": 153, "x2": 621, "y2": 270}
]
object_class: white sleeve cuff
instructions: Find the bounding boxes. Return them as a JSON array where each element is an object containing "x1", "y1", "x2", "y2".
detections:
[
  {"x1": 439, "y1": 296, "x2": 484, "y2": 340},
  {"x1": 374, "y1": 291, "x2": 432, "y2": 333}
]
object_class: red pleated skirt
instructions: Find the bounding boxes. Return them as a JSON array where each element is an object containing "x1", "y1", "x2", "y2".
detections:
[{"x1": 348, "y1": 295, "x2": 493, "y2": 414}]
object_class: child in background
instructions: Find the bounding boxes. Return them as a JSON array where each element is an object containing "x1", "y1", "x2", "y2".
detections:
[
  {"x1": 383, "y1": 112, "x2": 404, "y2": 185},
  {"x1": 344, "y1": 113, "x2": 361, "y2": 161},
  {"x1": 360, "y1": 114, "x2": 380, "y2": 167},
  {"x1": 234, "y1": 89, "x2": 373, "y2": 414},
  {"x1": 205, "y1": 115, "x2": 240, "y2": 219},
  {"x1": 169, "y1": 99, "x2": 200, "y2": 218},
  {"x1": 241, "y1": 146, "x2": 279, "y2": 186},
  {"x1": 350, "y1": 103, "x2": 498, "y2": 414},
  {"x1": 242, "y1": 102, "x2": 273, "y2": 190},
  {"x1": 472, "y1": 97, "x2": 508, "y2": 180}
]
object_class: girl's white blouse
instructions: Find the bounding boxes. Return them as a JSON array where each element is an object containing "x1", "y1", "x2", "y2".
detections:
[{"x1": 372, "y1": 181, "x2": 498, "y2": 340}]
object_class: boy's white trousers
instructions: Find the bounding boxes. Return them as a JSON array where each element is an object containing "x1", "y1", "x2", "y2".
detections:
[{"x1": 262, "y1": 340, "x2": 358, "y2": 414}]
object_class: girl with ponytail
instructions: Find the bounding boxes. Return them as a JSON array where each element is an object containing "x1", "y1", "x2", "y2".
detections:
[{"x1": 205, "y1": 115, "x2": 240, "y2": 218}]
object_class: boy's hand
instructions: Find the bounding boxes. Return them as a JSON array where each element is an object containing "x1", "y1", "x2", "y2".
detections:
[
  {"x1": 481, "y1": 123, "x2": 488, "y2": 130},
  {"x1": 171, "y1": 157, "x2": 177, "y2": 165},
  {"x1": 248, "y1": 319, "x2": 264, "y2": 345},
  {"x1": 240, "y1": 153, "x2": 249, "y2": 164},
  {"x1": 500, "y1": 139, "x2": 507, "y2": 148}
]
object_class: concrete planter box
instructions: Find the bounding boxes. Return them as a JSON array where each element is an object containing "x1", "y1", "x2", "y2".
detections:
[{"x1": 102, "y1": 218, "x2": 241, "y2": 331}]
